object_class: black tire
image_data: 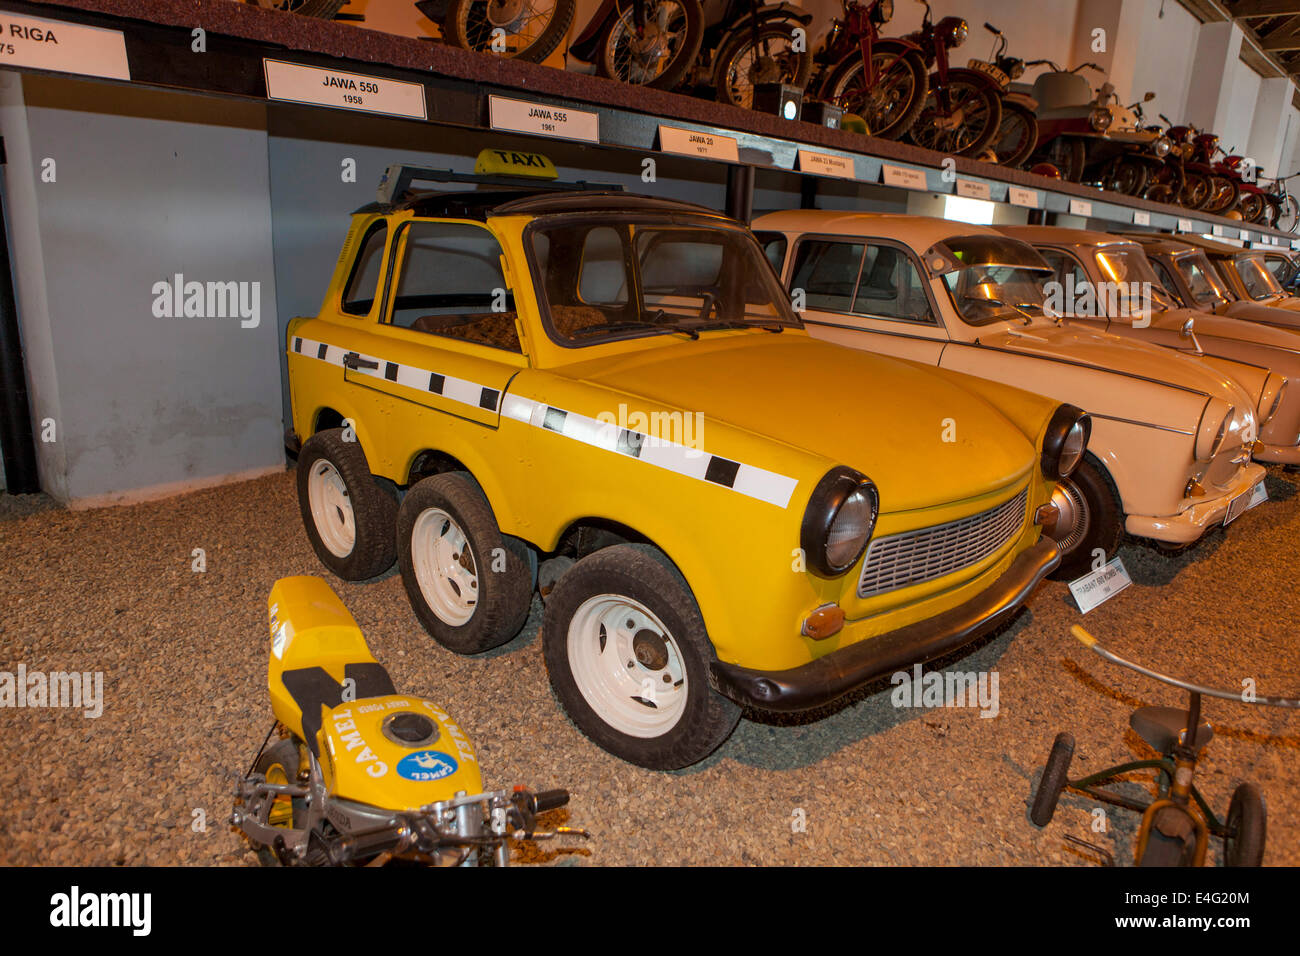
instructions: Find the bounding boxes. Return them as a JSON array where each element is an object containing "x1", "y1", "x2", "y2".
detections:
[
  {"x1": 1030, "y1": 732, "x2": 1074, "y2": 826},
  {"x1": 1107, "y1": 159, "x2": 1149, "y2": 196},
  {"x1": 542, "y1": 544, "x2": 741, "y2": 769},
  {"x1": 1224, "y1": 782, "x2": 1266, "y2": 867},
  {"x1": 597, "y1": 0, "x2": 704, "y2": 90},
  {"x1": 824, "y1": 48, "x2": 928, "y2": 140},
  {"x1": 908, "y1": 71, "x2": 1002, "y2": 157},
  {"x1": 993, "y1": 100, "x2": 1038, "y2": 168},
  {"x1": 1143, "y1": 161, "x2": 1184, "y2": 205},
  {"x1": 296, "y1": 428, "x2": 398, "y2": 581},
  {"x1": 1051, "y1": 456, "x2": 1123, "y2": 581},
  {"x1": 1181, "y1": 170, "x2": 1212, "y2": 210},
  {"x1": 442, "y1": 0, "x2": 576, "y2": 63},
  {"x1": 1238, "y1": 191, "x2": 1267, "y2": 225},
  {"x1": 712, "y1": 21, "x2": 814, "y2": 109},
  {"x1": 249, "y1": 738, "x2": 307, "y2": 867},
  {"x1": 1204, "y1": 174, "x2": 1240, "y2": 216},
  {"x1": 1040, "y1": 136, "x2": 1087, "y2": 183},
  {"x1": 397, "y1": 472, "x2": 533, "y2": 654}
]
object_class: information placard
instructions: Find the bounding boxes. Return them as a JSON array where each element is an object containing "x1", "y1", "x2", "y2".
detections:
[
  {"x1": 796, "y1": 149, "x2": 855, "y2": 179},
  {"x1": 881, "y1": 164, "x2": 928, "y2": 190},
  {"x1": 265, "y1": 60, "x2": 426, "y2": 120},
  {"x1": 1008, "y1": 186, "x2": 1039, "y2": 208},
  {"x1": 490, "y1": 95, "x2": 599, "y2": 143},
  {"x1": 658, "y1": 125, "x2": 739, "y2": 161},
  {"x1": 1069, "y1": 557, "x2": 1132, "y2": 614},
  {"x1": 0, "y1": 12, "x2": 129, "y2": 80}
]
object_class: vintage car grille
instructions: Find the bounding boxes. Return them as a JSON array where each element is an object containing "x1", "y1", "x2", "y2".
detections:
[{"x1": 857, "y1": 489, "x2": 1029, "y2": 599}]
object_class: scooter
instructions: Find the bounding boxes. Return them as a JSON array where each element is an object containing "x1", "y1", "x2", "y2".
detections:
[
  {"x1": 1024, "y1": 59, "x2": 1109, "y2": 181},
  {"x1": 1030, "y1": 625, "x2": 1298, "y2": 867},
  {"x1": 231, "y1": 576, "x2": 588, "y2": 866}
]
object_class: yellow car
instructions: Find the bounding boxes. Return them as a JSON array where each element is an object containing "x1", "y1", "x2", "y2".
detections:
[{"x1": 285, "y1": 153, "x2": 1088, "y2": 769}]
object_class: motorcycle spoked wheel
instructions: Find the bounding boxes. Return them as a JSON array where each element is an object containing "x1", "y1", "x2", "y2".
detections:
[
  {"x1": 1203, "y1": 174, "x2": 1240, "y2": 216},
  {"x1": 1142, "y1": 162, "x2": 1184, "y2": 204},
  {"x1": 991, "y1": 100, "x2": 1037, "y2": 168},
  {"x1": 1105, "y1": 158, "x2": 1149, "y2": 196},
  {"x1": 908, "y1": 74, "x2": 1002, "y2": 156},
  {"x1": 823, "y1": 50, "x2": 928, "y2": 140},
  {"x1": 597, "y1": 0, "x2": 704, "y2": 89},
  {"x1": 1238, "y1": 191, "x2": 1268, "y2": 224},
  {"x1": 712, "y1": 22, "x2": 814, "y2": 109},
  {"x1": 442, "y1": 0, "x2": 576, "y2": 63},
  {"x1": 1042, "y1": 137, "x2": 1087, "y2": 183},
  {"x1": 1276, "y1": 195, "x2": 1300, "y2": 234},
  {"x1": 1180, "y1": 170, "x2": 1212, "y2": 210}
]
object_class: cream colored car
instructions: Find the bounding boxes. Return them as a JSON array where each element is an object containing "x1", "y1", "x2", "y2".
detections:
[{"x1": 753, "y1": 211, "x2": 1269, "y2": 578}]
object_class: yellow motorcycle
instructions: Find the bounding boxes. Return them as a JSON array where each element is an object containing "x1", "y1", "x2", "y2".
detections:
[{"x1": 231, "y1": 576, "x2": 587, "y2": 866}]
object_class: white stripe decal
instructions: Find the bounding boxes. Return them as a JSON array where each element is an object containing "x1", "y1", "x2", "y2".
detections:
[{"x1": 291, "y1": 338, "x2": 798, "y2": 509}]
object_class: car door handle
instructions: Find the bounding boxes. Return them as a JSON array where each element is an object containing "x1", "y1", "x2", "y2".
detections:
[{"x1": 343, "y1": 352, "x2": 378, "y2": 370}]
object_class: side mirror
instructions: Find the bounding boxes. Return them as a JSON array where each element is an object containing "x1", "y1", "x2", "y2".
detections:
[
  {"x1": 1180, "y1": 317, "x2": 1195, "y2": 338},
  {"x1": 1144, "y1": 91, "x2": 1156, "y2": 102}
]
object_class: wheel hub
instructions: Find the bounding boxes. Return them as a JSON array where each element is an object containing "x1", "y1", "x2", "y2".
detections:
[
  {"x1": 486, "y1": 0, "x2": 524, "y2": 28},
  {"x1": 633, "y1": 629, "x2": 669, "y2": 670}
]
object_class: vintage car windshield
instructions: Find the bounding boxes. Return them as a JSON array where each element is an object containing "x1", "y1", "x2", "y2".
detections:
[
  {"x1": 1094, "y1": 247, "x2": 1178, "y2": 316},
  {"x1": 1235, "y1": 254, "x2": 1286, "y2": 300},
  {"x1": 1174, "y1": 252, "x2": 1231, "y2": 307},
  {"x1": 528, "y1": 218, "x2": 800, "y2": 346},
  {"x1": 934, "y1": 236, "x2": 1054, "y2": 326}
]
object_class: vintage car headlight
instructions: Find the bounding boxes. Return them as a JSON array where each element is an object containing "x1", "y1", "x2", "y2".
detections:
[
  {"x1": 1195, "y1": 400, "x2": 1234, "y2": 462},
  {"x1": 1153, "y1": 135, "x2": 1172, "y2": 158},
  {"x1": 1258, "y1": 373, "x2": 1287, "y2": 427},
  {"x1": 1090, "y1": 107, "x2": 1113, "y2": 132},
  {"x1": 1041, "y1": 405, "x2": 1091, "y2": 481},
  {"x1": 801, "y1": 467, "x2": 879, "y2": 576}
]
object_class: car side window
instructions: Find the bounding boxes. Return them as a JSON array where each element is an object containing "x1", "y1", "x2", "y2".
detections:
[
  {"x1": 1037, "y1": 249, "x2": 1091, "y2": 297},
  {"x1": 341, "y1": 221, "x2": 388, "y2": 316},
  {"x1": 387, "y1": 221, "x2": 522, "y2": 353},
  {"x1": 790, "y1": 239, "x2": 864, "y2": 312},
  {"x1": 1149, "y1": 259, "x2": 1184, "y2": 305},
  {"x1": 752, "y1": 231, "x2": 788, "y2": 276},
  {"x1": 852, "y1": 244, "x2": 937, "y2": 324}
]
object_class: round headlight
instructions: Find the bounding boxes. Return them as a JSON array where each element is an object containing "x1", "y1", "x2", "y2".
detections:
[
  {"x1": 1259, "y1": 373, "x2": 1286, "y2": 427},
  {"x1": 1195, "y1": 401, "x2": 1234, "y2": 462},
  {"x1": 1042, "y1": 405, "x2": 1091, "y2": 480},
  {"x1": 950, "y1": 19, "x2": 968, "y2": 47},
  {"x1": 1090, "y1": 108, "x2": 1113, "y2": 132},
  {"x1": 878, "y1": 0, "x2": 894, "y2": 22},
  {"x1": 801, "y1": 467, "x2": 879, "y2": 577},
  {"x1": 1153, "y1": 135, "x2": 1171, "y2": 158}
]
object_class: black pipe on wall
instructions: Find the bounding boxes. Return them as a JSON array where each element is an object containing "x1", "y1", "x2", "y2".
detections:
[
  {"x1": 725, "y1": 165, "x2": 755, "y2": 223},
  {"x1": 0, "y1": 138, "x2": 40, "y2": 494}
]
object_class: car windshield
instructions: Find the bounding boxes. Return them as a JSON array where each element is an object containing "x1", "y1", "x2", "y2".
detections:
[
  {"x1": 527, "y1": 218, "x2": 799, "y2": 345},
  {"x1": 1174, "y1": 252, "x2": 1231, "y2": 307},
  {"x1": 1094, "y1": 247, "x2": 1178, "y2": 317},
  {"x1": 935, "y1": 236, "x2": 1054, "y2": 326},
  {"x1": 1235, "y1": 254, "x2": 1286, "y2": 300}
]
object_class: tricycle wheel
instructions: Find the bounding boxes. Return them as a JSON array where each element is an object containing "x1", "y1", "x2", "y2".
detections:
[
  {"x1": 1224, "y1": 782, "x2": 1266, "y2": 867},
  {"x1": 1139, "y1": 806, "x2": 1198, "y2": 866},
  {"x1": 1030, "y1": 732, "x2": 1074, "y2": 826}
]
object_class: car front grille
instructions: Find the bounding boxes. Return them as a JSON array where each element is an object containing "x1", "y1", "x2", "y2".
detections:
[{"x1": 857, "y1": 489, "x2": 1029, "y2": 599}]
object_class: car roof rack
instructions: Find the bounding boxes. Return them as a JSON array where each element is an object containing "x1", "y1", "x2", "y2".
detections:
[{"x1": 376, "y1": 163, "x2": 621, "y2": 205}]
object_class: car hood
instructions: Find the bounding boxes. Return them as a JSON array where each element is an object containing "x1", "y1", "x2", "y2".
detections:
[
  {"x1": 554, "y1": 334, "x2": 1040, "y2": 513},
  {"x1": 1172, "y1": 305, "x2": 1300, "y2": 351},
  {"x1": 981, "y1": 322, "x2": 1250, "y2": 409},
  {"x1": 1222, "y1": 299, "x2": 1300, "y2": 330}
]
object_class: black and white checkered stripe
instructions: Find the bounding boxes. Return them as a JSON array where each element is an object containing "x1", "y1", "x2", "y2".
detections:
[
  {"x1": 292, "y1": 337, "x2": 799, "y2": 509},
  {"x1": 500, "y1": 395, "x2": 798, "y2": 509},
  {"x1": 292, "y1": 336, "x2": 501, "y2": 413}
]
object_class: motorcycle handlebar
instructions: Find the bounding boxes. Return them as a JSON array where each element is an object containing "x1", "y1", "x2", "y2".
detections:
[{"x1": 530, "y1": 789, "x2": 571, "y2": 814}]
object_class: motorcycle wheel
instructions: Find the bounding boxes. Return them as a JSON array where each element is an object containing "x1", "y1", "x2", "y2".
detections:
[
  {"x1": 712, "y1": 22, "x2": 814, "y2": 109},
  {"x1": 597, "y1": 0, "x2": 704, "y2": 90},
  {"x1": 442, "y1": 0, "x2": 575, "y2": 62},
  {"x1": 1107, "y1": 159, "x2": 1149, "y2": 196},
  {"x1": 1041, "y1": 137, "x2": 1086, "y2": 183},
  {"x1": 1204, "y1": 174, "x2": 1240, "y2": 216},
  {"x1": 908, "y1": 73, "x2": 1002, "y2": 157},
  {"x1": 824, "y1": 49, "x2": 928, "y2": 140},
  {"x1": 1238, "y1": 191, "x2": 1268, "y2": 224},
  {"x1": 1278, "y1": 195, "x2": 1300, "y2": 234},
  {"x1": 249, "y1": 738, "x2": 309, "y2": 867},
  {"x1": 1143, "y1": 162, "x2": 1184, "y2": 205},
  {"x1": 1180, "y1": 170, "x2": 1212, "y2": 210},
  {"x1": 992, "y1": 100, "x2": 1037, "y2": 168}
]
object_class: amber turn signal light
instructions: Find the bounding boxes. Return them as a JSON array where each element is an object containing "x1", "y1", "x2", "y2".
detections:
[{"x1": 801, "y1": 603, "x2": 845, "y2": 640}]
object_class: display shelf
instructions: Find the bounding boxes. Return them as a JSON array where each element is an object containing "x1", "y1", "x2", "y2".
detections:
[{"x1": 0, "y1": 0, "x2": 1296, "y2": 247}]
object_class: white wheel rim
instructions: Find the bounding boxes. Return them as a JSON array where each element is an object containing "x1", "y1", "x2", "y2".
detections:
[
  {"x1": 307, "y1": 461, "x2": 355, "y2": 558},
  {"x1": 410, "y1": 508, "x2": 478, "y2": 627},
  {"x1": 567, "y1": 594, "x2": 687, "y2": 738}
]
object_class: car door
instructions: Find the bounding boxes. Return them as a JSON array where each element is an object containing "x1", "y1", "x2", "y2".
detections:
[
  {"x1": 787, "y1": 236, "x2": 948, "y2": 364},
  {"x1": 334, "y1": 218, "x2": 527, "y2": 429}
]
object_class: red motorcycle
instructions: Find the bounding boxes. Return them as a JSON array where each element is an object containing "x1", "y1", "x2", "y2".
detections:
[
  {"x1": 808, "y1": 0, "x2": 929, "y2": 140},
  {"x1": 1166, "y1": 127, "x2": 1241, "y2": 215},
  {"x1": 901, "y1": 2, "x2": 1002, "y2": 157},
  {"x1": 1220, "y1": 152, "x2": 1270, "y2": 224}
]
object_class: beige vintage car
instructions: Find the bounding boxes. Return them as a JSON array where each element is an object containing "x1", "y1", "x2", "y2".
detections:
[
  {"x1": 1166, "y1": 234, "x2": 1300, "y2": 313},
  {"x1": 1001, "y1": 225, "x2": 1300, "y2": 467},
  {"x1": 753, "y1": 211, "x2": 1269, "y2": 579}
]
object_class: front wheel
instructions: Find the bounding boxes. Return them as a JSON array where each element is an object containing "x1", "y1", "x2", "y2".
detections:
[
  {"x1": 908, "y1": 72, "x2": 1002, "y2": 157},
  {"x1": 1204, "y1": 174, "x2": 1240, "y2": 216},
  {"x1": 992, "y1": 100, "x2": 1038, "y2": 168},
  {"x1": 712, "y1": 21, "x2": 814, "y2": 109},
  {"x1": 441, "y1": 0, "x2": 576, "y2": 62},
  {"x1": 542, "y1": 544, "x2": 740, "y2": 769},
  {"x1": 1029, "y1": 732, "x2": 1074, "y2": 826},
  {"x1": 1224, "y1": 782, "x2": 1266, "y2": 867},
  {"x1": 1050, "y1": 457, "x2": 1123, "y2": 581},
  {"x1": 597, "y1": 0, "x2": 704, "y2": 90},
  {"x1": 1238, "y1": 191, "x2": 1267, "y2": 224},
  {"x1": 824, "y1": 49, "x2": 928, "y2": 140},
  {"x1": 248, "y1": 738, "x2": 308, "y2": 867},
  {"x1": 397, "y1": 472, "x2": 533, "y2": 654}
]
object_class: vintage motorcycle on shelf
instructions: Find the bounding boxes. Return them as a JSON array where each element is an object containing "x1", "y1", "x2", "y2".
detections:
[
  {"x1": 807, "y1": 0, "x2": 929, "y2": 141},
  {"x1": 417, "y1": 0, "x2": 576, "y2": 62},
  {"x1": 682, "y1": 0, "x2": 815, "y2": 108},
  {"x1": 566, "y1": 0, "x2": 706, "y2": 88},
  {"x1": 970, "y1": 22, "x2": 1036, "y2": 167},
  {"x1": 1165, "y1": 126, "x2": 1241, "y2": 216},
  {"x1": 1261, "y1": 171, "x2": 1300, "y2": 233},
  {"x1": 1023, "y1": 59, "x2": 1109, "y2": 181},
  {"x1": 901, "y1": 3, "x2": 1002, "y2": 157},
  {"x1": 1089, "y1": 91, "x2": 1178, "y2": 198}
]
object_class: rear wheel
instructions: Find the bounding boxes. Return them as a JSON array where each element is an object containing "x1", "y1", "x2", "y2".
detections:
[
  {"x1": 992, "y1": 100, "x2": 1038, "y2": 168},
  {"x1": 542, "y1": 544, "x2": 740, "y2": 769},
  {"x1": 908, "y1": 73, "x2": 1002, "y2": 156},
  {"x1": 1204, "y1": 174, "x2": 1240, "y2": 216},
  {"x1": 825, "y1": 49, "x2": 928, "y2": 140},
  {"x1": 1042, "y1": 136, "x2": 1087, "y2": 182},
  {"x1": 1107, "y1": 158, "x2": 1149, "y2": 196},
  {"x1": 442, "y1": 0, "x2": 575, "y2": 62},
  {"x1": 1181, "y1": 170, "x2": 1212, "y2": 210},
  {"x1": 1238, "y1": 191, "x2": 1267, "y2": 224},
  {"x1": 1030, "y1": 732, "x2": 1074, "y2": 826},
  {"x1": 713, "y1": 22, "x2": 813, "y2": 109},
  {"x1": 1224, "y1": 782, "x2": 1266, "y2": 867},
  {"x1": 296, "y1": 429, "x2": 398, "y2": 581},
  {"x1": 1051, "y1": 457, "x2": 1123, "y2": 581},
  {"x1": 597, "y1": 0, "x2": 704, "y2": 90}
]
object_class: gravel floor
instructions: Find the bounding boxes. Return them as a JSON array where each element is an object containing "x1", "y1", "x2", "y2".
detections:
[{"x1": 1, "y1": 465, "x2": 1297, "y2": 866}]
